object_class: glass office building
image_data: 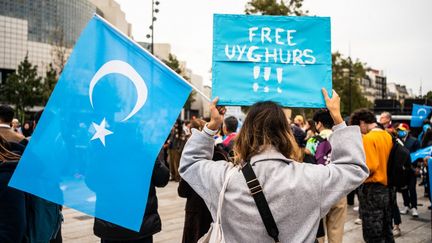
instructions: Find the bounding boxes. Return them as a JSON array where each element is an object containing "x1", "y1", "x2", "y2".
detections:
[
  {"x1": 0, "y1": 0, "x2": 96, "y2": 84},
  {"x1": 0, "y1": 0, "x2": 95, "y2": 48},
  {"x1": 0, "y1": 0, "x2": 131, "y2": 86}
]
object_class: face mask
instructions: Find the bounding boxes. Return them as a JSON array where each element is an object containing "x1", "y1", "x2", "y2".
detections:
[{"x1": 397, "y1": 130, "x2": 407, "y2": 138}]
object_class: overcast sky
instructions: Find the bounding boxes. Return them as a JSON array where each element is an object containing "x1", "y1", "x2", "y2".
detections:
[{"x1": 116, "y1": 0, "x2": 432, "y2": 95}]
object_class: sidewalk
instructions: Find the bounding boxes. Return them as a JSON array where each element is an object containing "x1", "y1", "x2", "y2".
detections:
[{"x1": 62, "y1": 181, "x2": 431, "y2": 243}]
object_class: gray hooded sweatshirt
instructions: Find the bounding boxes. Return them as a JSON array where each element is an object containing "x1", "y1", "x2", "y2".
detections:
[{"x1": 179, "y1": 123, "x2": 369, "y2": 243}]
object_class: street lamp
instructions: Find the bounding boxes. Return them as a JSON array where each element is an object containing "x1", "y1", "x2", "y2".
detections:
[{"x1": 146, "y1": 0, "x2": 160, "y2": 54}]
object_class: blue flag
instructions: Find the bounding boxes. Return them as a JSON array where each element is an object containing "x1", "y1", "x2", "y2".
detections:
[
  {"x1": 9, "y1": 15, "x2": 191, "y2": 231},
  {"x1": 410, "y1": 145, "x2": 432, "y2": 162},
  {"x1": 410, "y1": 104, "x2": 432, "y2": 127},
  {"x1": 212, "y1": 14, "x2": 331, "y2": 107}
]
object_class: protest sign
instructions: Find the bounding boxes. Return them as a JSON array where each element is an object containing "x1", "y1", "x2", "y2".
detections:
[{"x1": 212, "y1": 14, "x2": 331, "y2": 107}]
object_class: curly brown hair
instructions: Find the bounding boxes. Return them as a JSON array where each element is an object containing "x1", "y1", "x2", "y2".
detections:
[{"x1": 233, "y1": 101, "x2": 301, "y2": 165}]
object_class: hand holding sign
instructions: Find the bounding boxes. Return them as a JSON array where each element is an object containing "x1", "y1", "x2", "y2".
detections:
[
  {"x1": 322, "y1": 88, "x2": 343, "y2": 125},
  {"x1": 207, "y1": 97, "x2": 226, "y2": 131}
]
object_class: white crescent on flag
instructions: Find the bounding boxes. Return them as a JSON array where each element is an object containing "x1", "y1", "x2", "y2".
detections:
[{"x1": 89, "y1": 60, "x2": 148, "y2": 122}]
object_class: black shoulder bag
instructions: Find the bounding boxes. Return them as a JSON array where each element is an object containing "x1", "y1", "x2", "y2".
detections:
[{"x1": 241, "y1": 162, "x2": 280, "y2": 243}]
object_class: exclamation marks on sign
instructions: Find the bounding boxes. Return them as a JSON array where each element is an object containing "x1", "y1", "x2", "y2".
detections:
[
  {"x1": 276, "y1": 68, "x2": 283, "y2": 93},
  {"x1": 263, "y1": 67, "x2": 271, "y2": 93},
  {"x1": 252, "y1": 66, "x2": 284, "y2": 93},
  {"x1": 253, "y1": 66, "x2": 260, "y2": 92}
]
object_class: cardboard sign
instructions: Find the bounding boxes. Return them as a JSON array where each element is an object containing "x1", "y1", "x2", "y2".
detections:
[{"x1": 212, "y1": 14, "x2": 331, "y2": 107}]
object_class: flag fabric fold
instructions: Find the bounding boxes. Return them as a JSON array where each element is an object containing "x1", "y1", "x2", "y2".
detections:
[
  {"x1": 9, "y1": 15, "x2": 192, "y2": 231},
  {"x1": 410, "y1": 145, "x2": 432, "y2": 162}
]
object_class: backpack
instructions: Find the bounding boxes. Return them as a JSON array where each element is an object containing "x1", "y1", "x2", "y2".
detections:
[
  {"x1": 304, "y1": 135, "x2": 332, "y2": 165},
  {"x1": 387, "y1": 137, "x2": 411, "y2": 189},
  {"x1": 214, "y1": 144, "x2": 230, "y2": 162}
]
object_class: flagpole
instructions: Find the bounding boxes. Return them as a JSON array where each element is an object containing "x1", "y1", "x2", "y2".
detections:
[{"x1": 94, "y1": 14, "x2": 211, "y2": 103}]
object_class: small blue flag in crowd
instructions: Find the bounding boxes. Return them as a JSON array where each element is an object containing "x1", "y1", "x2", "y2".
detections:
[
  {"x1": 410, "y1": 104, "x2": 432, "y2": 127},
  {"x1": 9, "y1": 15, "x2": 191, "y2": 231},
  {"x1": 410, "y1": 145, "x2": 432, "y2": 162}
]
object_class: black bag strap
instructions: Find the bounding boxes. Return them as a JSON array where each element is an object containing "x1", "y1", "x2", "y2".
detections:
[{"x1": 242, "y1": 162, "x2": 280, "y2": 243}]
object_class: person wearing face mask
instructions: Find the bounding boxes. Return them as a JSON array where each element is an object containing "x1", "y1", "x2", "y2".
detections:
[{"x1": 396, "y1": 123, "x2": 420, "y2": 218}]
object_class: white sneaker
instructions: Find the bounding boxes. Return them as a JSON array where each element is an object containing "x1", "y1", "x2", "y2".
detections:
[
  {"x1": 411, "y1": 208, "x2": 419, "y2": 217},
  {"x1": 354, "y1": 218, "x2": 362, "y2": 225},
  {"x1": 400, "y1": 206, "x2": 410, "y2": 215},
  {"x1": 353, "y1": 206, "x2": 359, "y2": 211}
]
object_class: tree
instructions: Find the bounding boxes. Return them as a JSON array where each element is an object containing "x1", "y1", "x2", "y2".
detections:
[
  {"x1": 42, "y1": 63, "x2": 58, "y2": 105},
  {"x1": 425, "y1": 90, "x2": 432, "y2": 100},
  {"x1": 332, "y1": 52, "x2": 372, "y2": 117},
  {"x1": 245, "y1": 0, "x2": 308, "y2": 16},
  {"x1": 1, "y1": 54, "x2": 43, "y2": 121},
  {"x1": 164, "y1": 54, "x2": 182, "y2": 74},
  {"x1": 163, "y1": 54, "x2": 197, "y2": 114},
  {"x1": 50, "y1": 15, "x2": 68, "y2": 75}
]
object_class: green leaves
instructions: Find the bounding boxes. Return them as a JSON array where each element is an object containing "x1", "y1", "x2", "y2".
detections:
[
  {"x1": 42, "y1": 63, "x2": 58, "y2": 104},
  {"x1": 332, "y1": 52, "x2": 372, "y2": 117},
  {"x1": 162, "y1": 53, "x2": 196, "y2": 110},
  {"x1": 245, "y1": 0, "x2": 308, "y2": 16},
  {"x1": 0, "y1": 54, "x2": 58, "y2": 121}
]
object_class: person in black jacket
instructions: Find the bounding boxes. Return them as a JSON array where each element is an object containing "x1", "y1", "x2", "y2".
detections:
[
  {"x1": 396, "y1": 123, "x2": 421, "y2": 217},
  {"x1": 178, "y1": 119, "x2": 229, "y2": 243},
  {"x1": 93, "y1": 151, "x2": 169, "y2": 243},
  {"x1": 0, "y1": 134, "x2": 25, "y2": 243}
]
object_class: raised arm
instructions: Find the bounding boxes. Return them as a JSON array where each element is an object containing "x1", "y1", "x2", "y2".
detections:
[
  {"x1": 317, "y1": 123, "x2": 369, "y2": 216},
  {"x1": 179, "y1": 98, "x2": 232, "y2": 213},
  {"x1": 317, "y1": 89, "x2": 369, "y2": 216}
]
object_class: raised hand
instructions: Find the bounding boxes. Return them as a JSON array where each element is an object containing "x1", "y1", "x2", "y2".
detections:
[
  {"x1": 322, "y1": 88, "x2": 344, "y2": 125},
  {"x1": 207, "y1": 97, "x2": 226, "y2": 130}
]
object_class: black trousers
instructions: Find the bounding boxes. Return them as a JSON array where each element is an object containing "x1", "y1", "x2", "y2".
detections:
[
  {"x1": 392, "y1": 192, "x2": 401, "y2": 226},
  {"x1": 347, "y1": 188, "x2": 358, "y2": 206},
  {"x1": 402, "y1": 175, "x2": 418, "y2": 209},
  {"x1": 358, "y1": 183, "x2": 395, "y2": 243}
]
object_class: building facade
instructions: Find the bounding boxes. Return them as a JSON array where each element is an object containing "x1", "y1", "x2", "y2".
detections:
[
  {"x1": 387, "y1": 82, "x2": 411, "y2": 101},
  {"x1": 0, "y1": 0, "x2": 131, "y2": 84},
  {"x1": 359, "y1": 68, "x2": 387, "y2": 102},
  {"x1": 139, "y1": 41, "x2": 208, "y2": 119},
  {"x1": 203, "y1": 85, "x2": 211, "y2": 118}
]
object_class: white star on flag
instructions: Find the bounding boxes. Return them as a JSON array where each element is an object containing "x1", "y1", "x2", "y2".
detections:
[{"x1": 91, "y1": 118, "x2": 113, "y2": 146}]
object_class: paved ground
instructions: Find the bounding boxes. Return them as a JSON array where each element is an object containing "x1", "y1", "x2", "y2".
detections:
[{"x1": 63, "y1": 181, "x2": 431, "y2": 243}]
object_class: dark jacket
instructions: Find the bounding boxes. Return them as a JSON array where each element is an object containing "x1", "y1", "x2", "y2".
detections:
[
  {"x1": 16, "y1": 139, "x2": 63, "y2": 243},
  {"x1": 177, "y1": 145, "x2": 228, "y2": 243},
  {"x1": 178, "y1": 179, "x2": 212, "y2": 243},
  {"x1": 291, "y1": 125, "x2": 306, "y2": 148},
  {"x1": 93, "y1": 154, "x2": 170, "y2": 240},
  {"x1": 403, "y1": 135, "x2": 421, "y2": 173},
  {"x1": 0, "y1": 161, "x2": 27, "y2": 243},
  {"x1": 404, "y1": 135, "x2": 420, "y2": 153}
]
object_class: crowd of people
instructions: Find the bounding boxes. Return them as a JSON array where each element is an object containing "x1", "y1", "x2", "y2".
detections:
[{"x1": 1, "y1": 88, "x2": 432, "y2": 243}]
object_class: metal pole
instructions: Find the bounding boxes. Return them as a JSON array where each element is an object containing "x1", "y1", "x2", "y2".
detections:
[
  {"x1": 349, "y1": 74, "x2": 352, "y2": 114},
  {"x1": 349, "y1": 59, "x2": 352, "y2": 114},
  {"x1": 151, "y1": 0, "x2": 154, "y2": 54},
  {"x1": 94, "y1": 14, "x2": 211, "y2": 103}
]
